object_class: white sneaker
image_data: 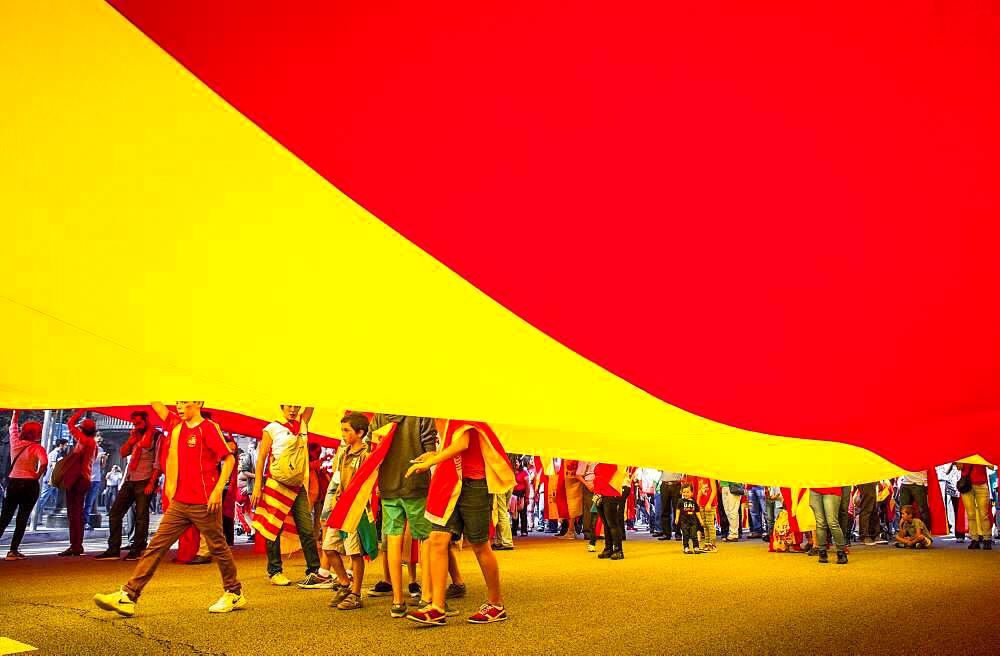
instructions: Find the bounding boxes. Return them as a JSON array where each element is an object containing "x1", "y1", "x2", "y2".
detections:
[
  {"x1": 94, "y1": 588, "x2": 137, "y2": 617},
  {"x1": 586, "y1": 544, "x2": 596, "y2": 552},
  {"x1": 208, "y1": 591, "x2": 247, "y2": 613},
  {"x1": 270, "y1": 572, "x2": 291, "y2": 586}
]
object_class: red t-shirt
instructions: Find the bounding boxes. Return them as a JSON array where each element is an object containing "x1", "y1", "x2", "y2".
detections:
[
  {"x1": 173, "y1": 419, "x2": 232, "y2": 504},
  {"x1": 514, "y1": 469, "x2": 529, "y2": 492},
  {"x1": 962, "y1": 463, "x2": 988, "y2": 485},
  {"x1": 461, "y1": 432, "x2": 486, "y2": 480}
]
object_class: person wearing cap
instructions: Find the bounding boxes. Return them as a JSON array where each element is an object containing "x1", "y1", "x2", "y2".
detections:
[{"x1": 60, "y1": 409, "x2": 99, "y2": 556}]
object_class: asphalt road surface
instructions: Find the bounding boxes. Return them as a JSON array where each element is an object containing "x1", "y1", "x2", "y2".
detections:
[{"x1": 1, "y1": 533, "x2": 997, "y2": 655}]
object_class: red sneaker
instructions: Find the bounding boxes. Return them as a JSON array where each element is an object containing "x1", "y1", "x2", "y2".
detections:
[
  {"x1": 406, "y1": 606, "x2": 446, "y2": 626},
  {"x1": 468, "y1": 602, "x2": 509, "y2": 624}
]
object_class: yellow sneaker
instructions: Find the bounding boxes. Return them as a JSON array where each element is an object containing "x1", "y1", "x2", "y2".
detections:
[
  {"x1": 208, "y1": 591, "x2": 247, "y2": 613},
  {"x1": 270, "y1": 572, "x2": 291, "y2": 586},
  {"x1": 93, "y1": 588, "x2": 136, "y2": 617}
]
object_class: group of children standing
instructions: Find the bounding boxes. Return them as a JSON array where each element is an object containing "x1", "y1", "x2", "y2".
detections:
[{"x1": 89, "y1": 403, "x2": 514, "y2": 628}]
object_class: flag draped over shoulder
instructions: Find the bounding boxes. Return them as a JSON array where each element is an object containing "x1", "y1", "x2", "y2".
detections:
[
  {"x1": 328, "y1": 423, "x2": 397, "y2": 533},
  {"x1": 593, "y1": 464, "x2": 626, "y2": 497},
  {"x1": 425, "y1": 420, "x2": 514, "y2": 526}
]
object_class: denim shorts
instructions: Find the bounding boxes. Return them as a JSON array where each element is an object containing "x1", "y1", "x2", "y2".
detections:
[{"x1": 432, "y1": 479, "x2": 491, "y2": 545}]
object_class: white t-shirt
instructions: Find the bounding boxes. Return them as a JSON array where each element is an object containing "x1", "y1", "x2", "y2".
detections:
[{"x1": 264, "y1": 422, "x2": 296, "y2": 462}]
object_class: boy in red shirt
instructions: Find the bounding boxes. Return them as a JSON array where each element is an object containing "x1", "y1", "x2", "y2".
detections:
[{"x1": 93, "y1": 401, "x2": 245, "y2": 616}]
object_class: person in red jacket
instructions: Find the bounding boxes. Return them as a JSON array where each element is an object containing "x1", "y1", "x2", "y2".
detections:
[{"x1": 60, "y1": 410, "x2": 98, "y2": 557}]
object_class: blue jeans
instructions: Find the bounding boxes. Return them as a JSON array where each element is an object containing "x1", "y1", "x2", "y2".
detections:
[
  {"x1": 651, "y1": 491, "x2": 663, "y2": 533},
  {"x1": 747, "y1": 487, "x2": 766, "y2": 534},
  {"x1": 83, "y1": 480, "x2": 102, "y2": 527},
  {"x1": 810, "y1": 491, "x2": 846, "y2": 551}
]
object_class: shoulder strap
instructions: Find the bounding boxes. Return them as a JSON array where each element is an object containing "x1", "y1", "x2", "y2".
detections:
[{"x1": 8, "y1": 444, "x2": 31, "y2": 471}]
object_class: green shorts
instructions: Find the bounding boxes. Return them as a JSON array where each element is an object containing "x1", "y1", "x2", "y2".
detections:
[
  {"x1": 381, "y1": 496, "x2": 431, "y2": 541},
  {"x1": 431, "y1": 479, "x2": 491, "y2": 545}
]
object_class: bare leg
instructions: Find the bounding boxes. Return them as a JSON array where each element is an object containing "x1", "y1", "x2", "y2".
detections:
[
  {"x1": 325, "y1": 549, "x2": 350, "y2": 586},
  {"x1": 350, "y1": 555, "x2": 365, "y2": 594},
  {"x1": 428, "y1": 531, "x2": 451, "y2": 609},
  {"x1": 470, "y1": 542, "x2": 503, "y2": 606},
  {"x1": 448, "y1": 543, "x2": 465, "y2": 585},
  {"x1": 386, "y1": 534, "x2": 405, "y2": 605}
]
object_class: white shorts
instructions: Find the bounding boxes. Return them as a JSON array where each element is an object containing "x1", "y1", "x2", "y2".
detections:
[{"x1": 323, "y1": 526, "x2": 363, "y2": 556}]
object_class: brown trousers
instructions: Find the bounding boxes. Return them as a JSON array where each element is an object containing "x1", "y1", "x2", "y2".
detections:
[{"x1": 124, "y1": 501, "x2": 241, "y2": 600}]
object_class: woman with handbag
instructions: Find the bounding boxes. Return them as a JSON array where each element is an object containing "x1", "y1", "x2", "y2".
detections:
[
  {"x1": 58, "y1": 409, "x2": 98, "y2": 556},
  {"x1": 955, "y1": 461, "x2": 992, "y2": 550},
  {"x1": 1, "y1": 410, "x2": 49, "y2": 560}
]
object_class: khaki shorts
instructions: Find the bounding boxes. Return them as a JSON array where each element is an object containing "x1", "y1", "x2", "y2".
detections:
[{"x1": 323, "y1": 526, "x2": 363, "y2": 556}]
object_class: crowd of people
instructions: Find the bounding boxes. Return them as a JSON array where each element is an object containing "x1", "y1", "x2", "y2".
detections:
[{"x1": 2, "y1": 405, "x2": 998, "y2": 627}]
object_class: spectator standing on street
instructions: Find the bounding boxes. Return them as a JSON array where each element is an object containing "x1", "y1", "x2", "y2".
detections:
[
  {"x1": 83, "y1": 435, "x2": 108, "y2": 530},
  {"x1": 60, "y1": 410, "x2": 98, "y2": 557},
  {"x1": 1, "y1": 411, "x2": 48, "y2": 560},
  {"x1": 95, "y1": 411, "x2": 162, "y2": 561},
  {"x1": 105, "y1": 466, "x2": 123, "y2": 510}
]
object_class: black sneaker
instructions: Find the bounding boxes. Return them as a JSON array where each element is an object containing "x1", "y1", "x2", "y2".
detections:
[
  {"x1": 408, "y1": 582, "x2": 421, "y2": 600},
  {"x1": 94, "y1": 550, "x2": 120, "y2": 560},
  {"x1": 597, "y1": 550, "x2": 612, "y2": 559},
  {"x1": 969, "y1": 539, "x2": 981, "y2": 550},
  {"x1": 369, "y1": 581, "x2": 393, "y2": 596},
  {"x1": 446, "y1": 583, "x2": 467, "y2": 599},
  {"x1": 609, "y1": 551, "x2": 624, "y2": 560},
  {"x1": 817, "y1": 550, "x2": 828, "y2": 563},
  {"x1": 836, "y1": 551, "x2": 848, "y2": 565},
  {"x1": 657, "y1": 535, "x2": 671, "y2": 541},
  {"x1": 124, "y1": 552, "x2": 142, "y2": 561},
  {"x1": 984, "y1": 540, "x2": 993, "y2": 551}
]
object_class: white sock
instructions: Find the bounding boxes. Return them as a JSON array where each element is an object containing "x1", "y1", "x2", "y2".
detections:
[{"x1": 318, "y1": 568, "x2": 331, "y2": 578}]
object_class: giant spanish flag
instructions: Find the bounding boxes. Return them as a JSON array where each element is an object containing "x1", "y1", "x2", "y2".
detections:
[{"x1": 2, "y1": 1, "x2": 999, "y2": 486}]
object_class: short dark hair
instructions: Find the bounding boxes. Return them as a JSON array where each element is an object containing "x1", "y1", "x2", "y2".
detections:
[
  {"x1": 681, "y1": 482, "x2": 694, "y2": 492},
  {"x1": 901, "y1": 504, "x2": 914, "y2": 516},
  {"x1": 341, "y1": 412, "x2": 370, "y2": 438},
  {"x1": 130, "y1": 410, "x2": 149, "y2": 421}
]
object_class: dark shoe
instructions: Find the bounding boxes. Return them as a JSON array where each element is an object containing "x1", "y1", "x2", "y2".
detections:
[
  {"x1": 390, "y1": 603, "x2": 408, "y2": 619},
  {"x1": 969, "y1": 540, "x2": 981, "y2": 550},
  {"x1": 368, "y1": 580, "x2": 393, "y2": 597},
  {"x1": 956, "y1": 536, "x2": 965, "y2": 543},
  {"x1": 657, "y1": 535, "x2": 671, "y2": 541},
  {"x1": 4, "y1": 551, "x2": 27, "y2": 561},
  {"x1": 94, "y1": 550, "x2": 120, "y2": 560},
  {"x1": 749, "y1": 532, "x2": 762, "y2": 539},
  {"x1": 187, "y1": 555, "x2": 212, "y2": 565},
  {"x1": 610, "y1": 550, "x2": 624, "y2": 560},
  {"x1": 57, "y1": 549, "x2": 83, "y2": 557},
  {"x1": 408, "y1": 582, "x2": 422, "y2": 601},
  {"x1": 836, "y1": 551, "x2": 848, "y2": 565},
  {"x1": 445, "y1": 583, "x2": 467, "y2": 599},
  {"x1": 984, "y1": 540, "x2": 993, "y2": 551},
  {"x1": 493, "y1": 544, "x2": 514, "y2": 551},
  {"x1": 807, "y1": 547, "x2": 819, "y2": 557},
  {"x1": 124, "y1": 552, "x2": 142, "y2": 561},
  {"x1": 651, "y1": 532, "x2": 663, "y2": 537},
  {"x1": 674, "y1": 534, "x2": 683, "y2": 541},
  {"x1": 817, "y1": 550, "x2": 829, "y2": 563},
  {"x1": 597, "y1": 550, "x2": 612, "y2": 559}
]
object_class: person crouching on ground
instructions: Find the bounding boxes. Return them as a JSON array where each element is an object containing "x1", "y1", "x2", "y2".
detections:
[
  {"x1": 894, "y1": 504, "x2": 932, "y2": 549},
  {"x1": 93, "y1": 401, "x2": 245, "y2": 616}
]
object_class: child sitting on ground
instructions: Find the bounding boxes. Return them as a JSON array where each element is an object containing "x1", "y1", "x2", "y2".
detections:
[
  {"x1": 675, "y1": 482, "x2": 704, "y2": 554},
  {"x1": 894, "y1": 504, "x2": 932, "y2": 549}
]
